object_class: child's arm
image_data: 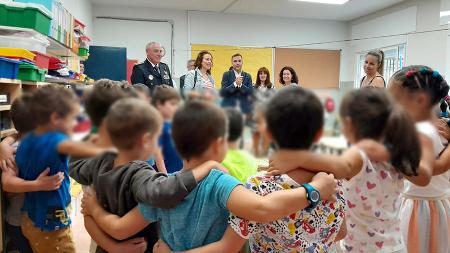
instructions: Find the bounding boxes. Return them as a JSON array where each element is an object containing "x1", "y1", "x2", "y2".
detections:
[
  {"x1": 132, "y1": 160, "x2": 227, "y2": 209},
  {"x1": 268, "y1": 146, "x2": 364, "y2": 180},
  {"x1": 153, "y1": 226, "x2": 245, "y2": 253},
  {"x1": 69, "y1": 155, "x2": 103, "y2": 185},
  {"x1": 228, "y1": 172, "x2": 337, "y2": 223},
  {"x1": 84, "y1": 216, "x2": 148, "y2": 253},
  {"x1": 82, "y1": 192, "x2": 150, "y2": 240},
  {"x1": 58, "y1": 140, "x2": 105, "y2": 158},
  {"x1": 155, "y1": 148, "x2": 167, "y2": 174},
  {"x1": 404, "y1": 134, "x2": 433, "y2": 186},
  {"x1": 335, "y1": 218, "x2": 347, "y2": 242},
  {"x1": 2, "y1": 167, "x2": 64, "y2": 193},
  {"x1": 434, "y1": 145, "x2": 450, "y2": 175}
]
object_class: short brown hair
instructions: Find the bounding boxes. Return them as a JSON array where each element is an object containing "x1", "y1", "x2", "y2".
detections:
[
  {"x1": 172, "y1": 100, "x2": 227, "y2": 160},
  {"x1": 231, "y1": 53, "x2": 242, "y2": 59},
  {"x1": 152, "y1": 85, "x2": 180, "y2": 106},
  {"x1": 30, "y1": 85, "x2": 78, "y2": 125},
  {"x1": 10, "y1": 93, "x2": 36, "y2": 134},
  {"x1": 106, "y1": 98, "x2": 162, "y2": 150},
  {"x1": 85, "y1": 79, "x2": 128, "y2": 127}
]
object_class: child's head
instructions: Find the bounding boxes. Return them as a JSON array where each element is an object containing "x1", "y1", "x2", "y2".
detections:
[
  {"x1": 172, "y1": 100, "x2": 228, "y2": 162},
  {"x1": 152, "y1": 85, "x2": 181, "y2": 120},
  {"x1": 10, "y1": 93, "x2": 36, "y2": 136},
  {"x1": 265, "y1": 86, "x2": 323, "y2": 149},
  {"x1": 31, "y1": 85, "x2": 79, "y2": 135},
  {"x1": 84, "y1": 79, "x2": 127, "y2": 128},
  {"x1": 340, "y1": 88, "x2": 420, "y2": 176},
  {"x1": 105, "y1": 98, "x2": 162, "y2": 159},
  {"x1": 225, "y1": 108, "x2": 244, "y2": 144},
  {"x1": 388, "y1": 65, "x2": 449, "y2": 121},
  {"x1": 131, "y1": 83, "x2": 151, "y2": 103}
]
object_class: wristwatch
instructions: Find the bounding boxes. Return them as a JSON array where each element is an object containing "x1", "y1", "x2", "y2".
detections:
[{"x1": 301, "y1": 183, "x2": 321, "y2": 212}]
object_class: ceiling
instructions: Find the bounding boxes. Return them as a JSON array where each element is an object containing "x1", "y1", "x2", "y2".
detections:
[{"x1": 90, "y1": 0, "x2": 407, "y2": 21}]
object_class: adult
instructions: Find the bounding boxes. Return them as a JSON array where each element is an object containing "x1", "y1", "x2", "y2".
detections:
[
  {"x1": 252, "y1": 67, "x2": 275, "y2": 157},
  {"x1": 220, "y1": 54, "x2": 253, "y2": 114},
  {"x1": 131, "y1": 42, "x2": 173, "y2": 92},
  {"x1": 360, "y1": 50, "x2": 386, "y2": 88},
  {"x1": 183, "y1": 50, "x2": 216, "y2": 100},
  {"x1": 179, "y1": 59, "x2": 195, "y2": 91},
  {"x1": 279, "y1": 66, "x2": 299, "y2": 86}
]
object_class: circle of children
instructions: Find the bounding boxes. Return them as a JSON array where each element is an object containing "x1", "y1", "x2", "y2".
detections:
[{"x1": 1, "y1": 48, "x2": 449, "y2": 253}]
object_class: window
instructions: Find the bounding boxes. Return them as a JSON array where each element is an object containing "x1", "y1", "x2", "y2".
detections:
[{"x1": 355, "y1": 44, "x2": 406, "y2": 88}]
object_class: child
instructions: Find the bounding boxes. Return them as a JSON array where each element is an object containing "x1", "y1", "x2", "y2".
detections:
[
  {"x1": 81, "y1": 100, "x2": 338, "y2": 252},
  {"x1": 152, "y1": 85, "x2": 183, "y2": 173},
  {"x1": 15, "y1": 85, "x2": 106, "y2": 253},
  {"x1": 222, "y1": 108, "x2": 257, "y2": 183},
  {"x1": 1, "y1": 94, "x2": 64, "y2": 253},
  {"x1": 70, "y1": 98, "x2": 226, "y2": 253},
  {"x1": 388, "y1": 66, "x2": 450, "y2": 253}
]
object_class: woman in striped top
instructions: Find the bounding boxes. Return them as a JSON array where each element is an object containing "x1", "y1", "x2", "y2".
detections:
[{"x1": 183, "y1": 50, "x2": 217, "y2": 100}]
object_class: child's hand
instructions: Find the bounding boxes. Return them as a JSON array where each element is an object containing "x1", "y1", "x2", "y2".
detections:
[
  {"x1": 435, "y1": 118, "x2": 450, "y2": 140},
  {"x1": 0, "y1": 141, "x2": 16, "y2": 172},
  {"x1": 356, "y1": 139, "x2": 390, "y2": 162},
  {"x1": 191, "y1": 160, "x2": 228, "y2": 183},
  {"x1": 110, "y1": 237, "x2": 147, "y2": 253},
  {"x1": 310, "y1": 172, "x2": 338, "y2": 202},
  {"x1": 81, "y1": 191, "x2": 100, "y2": 216},
  {"x1": 35, "y1": 168, "x2": 64, "y2": 191},
  {"x1": 267, "y1": 150, "x2": 302, "y2": 175},
  {"x1": 153, "y1": 240, "x2": 173, "y2": 253}
]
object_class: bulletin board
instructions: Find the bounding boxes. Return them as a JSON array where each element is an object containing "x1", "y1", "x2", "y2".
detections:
[
  {"x1": 274, "y1": 48, "x2": 340, "y2": 88},
  {"x1": 191, "y1": 44, "x2": 273, "y2": 88}
]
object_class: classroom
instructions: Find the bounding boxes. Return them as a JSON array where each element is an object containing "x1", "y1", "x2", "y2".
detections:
[{"x1": 0, "y1": 0, "x2": 449, "y2": 252}]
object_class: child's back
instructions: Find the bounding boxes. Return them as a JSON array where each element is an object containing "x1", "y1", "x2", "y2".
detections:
[
  {"x1": 139, "y1": 169, "x2": 239, "y2": 250},
  {"x1": 230, "y1": 171, "x2": 345, "y2": 252}
]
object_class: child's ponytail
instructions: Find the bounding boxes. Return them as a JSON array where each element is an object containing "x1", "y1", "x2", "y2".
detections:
[{"x1": 383, "y1": 104, "x2": 421, "y2": 176}]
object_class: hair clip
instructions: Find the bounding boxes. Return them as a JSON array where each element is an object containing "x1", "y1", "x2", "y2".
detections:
[
  {"x1": 445, "y1": 95, "x2": 450, "y2": 101},
  {"x1": 406, "y1": 70, "x2": 415, "y2": 78},
  {"x1": 432, "y1": 70, "x2": 440, "y2": 78},
  {"x1": 420, "y1": 67, "x2": 428, "y2": 75}
]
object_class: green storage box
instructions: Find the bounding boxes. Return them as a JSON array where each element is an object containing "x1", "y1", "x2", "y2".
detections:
[
  {"x1": 78, "y1": 48, "x2": 89, "y2": 57},
  {"x1": 0, "y1": 3, "x2": 52, "y2": 35},
  {"x1": 18, "y1": 64, "x2": 46, "y2": 81}
]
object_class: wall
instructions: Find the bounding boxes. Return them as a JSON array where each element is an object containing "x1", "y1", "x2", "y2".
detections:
[
  {"x1": 60, "y1": 0, "x2": 93, "y2": 36},
  {"x1": 349, "y1": 0, "x2": 448, "y2": 81},
  {"x1": 91, "y1": 5, "x2": 351, "y2": 81}
]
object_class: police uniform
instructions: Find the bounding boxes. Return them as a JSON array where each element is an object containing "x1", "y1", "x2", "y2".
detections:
[{"x1": 130, "y1": 59, "x2": 173, "y2": 91}]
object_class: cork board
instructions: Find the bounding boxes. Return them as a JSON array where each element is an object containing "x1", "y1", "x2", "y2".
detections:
[{"x1": 274, "y1": 48, "x2": 340, "y2": 88}]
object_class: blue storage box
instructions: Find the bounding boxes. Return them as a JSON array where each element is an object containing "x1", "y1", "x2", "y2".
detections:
[{"x1": 0, "y1": 57, "x2": 20, "y2": 79}]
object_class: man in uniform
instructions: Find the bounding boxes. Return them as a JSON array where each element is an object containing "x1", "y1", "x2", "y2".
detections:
[{"x1": 131, "y1": 42, "x2": 173, "y2": 92}]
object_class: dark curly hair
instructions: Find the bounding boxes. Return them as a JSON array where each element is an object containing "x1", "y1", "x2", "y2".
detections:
[{"x1": 279, "y1": 66, "x2": 299, "y2": 85}]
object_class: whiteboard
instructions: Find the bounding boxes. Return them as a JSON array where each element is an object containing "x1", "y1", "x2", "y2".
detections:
[{"x1": 93, "y1": 18, "x2": 173, "y2": 71}]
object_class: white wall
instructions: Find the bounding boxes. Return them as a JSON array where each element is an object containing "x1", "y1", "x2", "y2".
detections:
[
  {"x1": 91, "y1": 5, "x2": 351, "y2": 81},
  {"x1": 349, "y1": 0, "x2": 448, "y2": 81},
  {"x1": 60, "y1": 0, "x2": 93, "y2": 36}
]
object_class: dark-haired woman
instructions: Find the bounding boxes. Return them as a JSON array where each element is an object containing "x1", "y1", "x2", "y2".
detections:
[
  {"x1": 360, "y1": 50, "x2": 386, "y2": 88},
  {"x1": 252, "y1": 67, "x2": 275, "y2": 157},
  {"x1": 279, "y1": 66, "x2": 299, "y2": 87}
]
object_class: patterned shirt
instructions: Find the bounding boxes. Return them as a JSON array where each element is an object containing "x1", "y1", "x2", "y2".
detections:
[{"x1": 229, "y1": 172, "x2": 346, "y2": 253}]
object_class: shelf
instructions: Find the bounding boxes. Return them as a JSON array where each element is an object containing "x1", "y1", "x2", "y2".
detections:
[
  {"x1": 21, "y1": 81, "x2": 50, "y2": 86},
  {"x1": 0, "y1": 128, "x2": 17, "y2": 138},
  {"x1": 0, "y1": 105, "x2": 11, "y2": 111},
  {"x1": 0, "y1": 78, "x2": 21, "y2": 85},
  {"x1": 0, "y1": 26, "x2": 78, "y2": 58}
]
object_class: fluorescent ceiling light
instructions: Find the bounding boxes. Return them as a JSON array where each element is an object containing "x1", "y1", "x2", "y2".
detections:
[
  {"x1": 441, "y1": 11, "x2": 450, "y2": 17},
  {"x1": 291, "y1": 0, "x2": 350, "y2": 5}
]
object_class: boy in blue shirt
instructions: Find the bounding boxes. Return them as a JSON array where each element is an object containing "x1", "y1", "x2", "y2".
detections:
[
  {"x1": 81, "y1": 100, "x2": 338, "y2": 252},
  {"x1": 152, "y1": 85, "x2": 183, "y2": 173},
  {"x1": 16, "y1": 85, "x2": 105, "y2": 253}
]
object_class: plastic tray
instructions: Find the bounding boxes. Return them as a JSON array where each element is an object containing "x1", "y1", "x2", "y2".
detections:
[
  {"x1": 0, "y1": 48, "x2": 35, "y2": 61},
  {"x1": 0, "y1": 57, "x2": 20, "y2": 79}
]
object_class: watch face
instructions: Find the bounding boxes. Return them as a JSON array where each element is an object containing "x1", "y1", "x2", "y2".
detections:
[{"x1": 310, "y1": 191, "x2": 320, "y2": 202}]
